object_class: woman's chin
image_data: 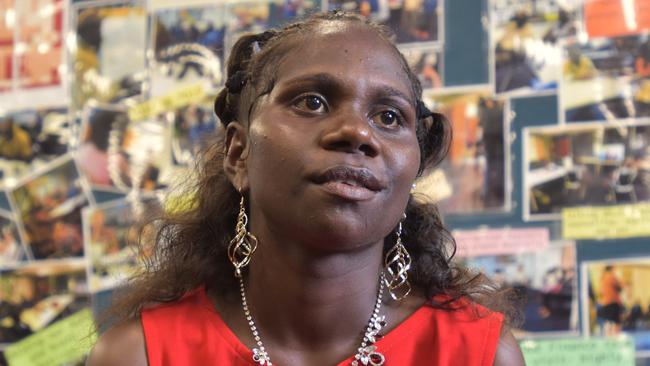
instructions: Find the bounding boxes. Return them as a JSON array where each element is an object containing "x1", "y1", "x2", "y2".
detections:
[{"x1": 291, "y1": 222, "x2": 386, "y2": 254}]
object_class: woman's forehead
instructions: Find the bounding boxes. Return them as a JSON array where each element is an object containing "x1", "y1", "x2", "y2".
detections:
[{"x1": 271, "y1": 25, "x2": 414, "y2": 97}]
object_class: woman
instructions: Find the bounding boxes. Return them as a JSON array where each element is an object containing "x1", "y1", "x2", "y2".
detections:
[{"x1": 88, "y1": 12, "x2": 524, "y2": 365}]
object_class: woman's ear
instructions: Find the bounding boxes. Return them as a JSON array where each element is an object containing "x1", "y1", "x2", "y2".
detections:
[{"x1": 223, "y1": 122, "x2": 249, "y2": 191}]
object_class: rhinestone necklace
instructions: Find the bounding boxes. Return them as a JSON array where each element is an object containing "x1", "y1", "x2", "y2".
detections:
[{"x1": 237, "y1": 273, "x2": 387, "y2": 366}]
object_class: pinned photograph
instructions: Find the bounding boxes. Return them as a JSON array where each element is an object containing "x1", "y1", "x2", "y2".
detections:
[
  {"x1": 167, "y1": 96, "x2": 220, "y2": 166},
  {"x1": 15, "y1": 0, "x2": 64, "y2": 89},
  {"x1": 225, "y1": 1, "x2": 273, "y2": 45},
  {"x1": 491, "y1": 0, "x2": 580, "y2": 95},
  {"x1": 0, "y1": 107, "x2": 73, "y2": 188},
  {"x1": 524, "y1": 121, "x2": 650, "y2": 220},
  {"x1": 0, "y1": 261, "x2": 89, "y2": 345},
  {"x1": 0, "y1": 211, "x2": 26, "y2": 267},
  {"x1": 8, "y1": 155, "x2": 90, "y2": 260},
  {"x1": 0, "y1": 1, "x2": 14, "y2": 92},
  {"x1": 461, "y1": 241, "x2": 578, "y2": 335},
  {"x1": 225, "y1": 0, "x2": 321, "y2": 49},
  {"x1": 582, "y1": 258, "x2": 650, "y2": 355},
  {"x1": 76, "y1": 104, "x2": 169, "y2": 192},
  {"x1": 83, "y1": 197, "x2": 159, "y2": 292},
  {"x1": 560, "y1": 34, "x2": 650, "y2": 122},
  {"x1": 415, "y1": 89, "x2": 509, "y2": 215},
  {"x1": 151, "y1": 2, "x2": 227, "y2": 97},
  {"x1": 266, "y1": 0, "x2": 322, "y2": 27},
  {"x1": 401, "y1": 45, "x2": 443, "y2": 90},
  {"x1": 328, "y1": 0, "x2": 440, "y2": 45},
  {"x1": 584, "y1": 0, "x2": 650, "y2": 39},
  {"x1": 71, "y1": 2, "x2": 146, "y2": 109}
]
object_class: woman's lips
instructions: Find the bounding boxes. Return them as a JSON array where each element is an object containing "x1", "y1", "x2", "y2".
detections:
[
  {"x1": 318, "y1": 180, "x2": 377, "y2": 201},
  {"x1": 310, "y1": 166, "x2": 385, "y2": 201}
]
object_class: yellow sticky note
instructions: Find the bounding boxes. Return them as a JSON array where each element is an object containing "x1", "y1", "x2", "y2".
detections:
[
  {"x1": 562, "y1": 202, "x2": 650, "y2": 240},
  {"x1": 4, "y1": 308, "x2": 97, "y2": 366},
  {"x1": 128, "y1": 83, "x2": 207, "y2": 121}
]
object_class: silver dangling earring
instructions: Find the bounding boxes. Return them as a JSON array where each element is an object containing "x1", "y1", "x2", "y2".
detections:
[
  {"x1": 228, "y1": 194, "x2": 258, "y2": 278},
  {"x1": 383, "y1": 214, "x2": 412, "y2": 301}
]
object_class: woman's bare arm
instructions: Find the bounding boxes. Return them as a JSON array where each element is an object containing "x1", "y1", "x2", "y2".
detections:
[
  {"x1": 493, "y1": 329, "x2": 525, "y2": 366},
  {"x1": 86, "y1": 318, "x2": 148, "y2": 366}
]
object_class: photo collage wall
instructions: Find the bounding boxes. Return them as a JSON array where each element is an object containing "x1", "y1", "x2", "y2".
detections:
[{"x1": 0, "y1": 0, "x2": 648, "y2": 364}]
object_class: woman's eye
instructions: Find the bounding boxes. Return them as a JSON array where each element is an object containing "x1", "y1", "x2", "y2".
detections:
[
  {"x1": 294, "y1": 95, "x2": 327, "y2": 113},
  {"x1": 372, "y1": 110, "x2": 402, "y2": 128}
]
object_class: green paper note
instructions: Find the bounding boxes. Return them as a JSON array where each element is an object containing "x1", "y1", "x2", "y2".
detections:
[
  {"x1": 520, "y1": 337, "x2": 636, "y2": 366},
  {"x1": 4, "y1": 308, "x2": 97, "y2": 366}
]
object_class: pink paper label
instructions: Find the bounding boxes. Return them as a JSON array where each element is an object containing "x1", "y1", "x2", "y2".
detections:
[{"x1": 454, "y1": 228, "x2": 550, "y2": 257}]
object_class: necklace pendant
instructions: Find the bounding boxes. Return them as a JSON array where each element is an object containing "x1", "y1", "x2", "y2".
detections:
[
  {"x1": 252, "y1": 348, "x2": 272, "y2": 365},
  {"x1": 240, "y1": 274, "x2": 387, "y2": 366},
  {"x1": 352, "y1": 345, "x2": 385, "y2": 366}
]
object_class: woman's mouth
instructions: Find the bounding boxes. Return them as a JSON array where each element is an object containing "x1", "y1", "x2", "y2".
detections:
[{"x1": 310, "y1": 166, "x2": 385, "y2": 201}]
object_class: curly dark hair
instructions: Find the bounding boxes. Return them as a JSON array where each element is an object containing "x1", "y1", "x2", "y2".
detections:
[{"x1": 108, "y1": 11, "x2": 519, "y2": 327}]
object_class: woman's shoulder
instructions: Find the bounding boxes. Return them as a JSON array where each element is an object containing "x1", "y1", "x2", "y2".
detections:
[
  {"x1": 425, "y1": 294, "x2": 524, "y2": 365},
  {"x1": 87, "y1": 288, "x2": 213, "y2": 366},
  {"x1": 86, "y1": 318, "x2": 148, "y2": 366},
  {"x1": 427, "y1": 294, "x2": 505, "y2": 324}
]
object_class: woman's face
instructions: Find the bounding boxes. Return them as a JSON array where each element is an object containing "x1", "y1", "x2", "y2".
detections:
[{"x1": 239, "y1": 24, "x2": 421, "y2": 252}]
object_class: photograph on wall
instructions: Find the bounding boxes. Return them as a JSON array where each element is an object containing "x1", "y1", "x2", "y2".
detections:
[
  {"x1": 0, "y1": 107, "x2": 74, "y2": 189},
  {"x1": 584, "y1": 0, "x2": 650, "y2": 39},
  {"x1": 460, "y1": 241, "x2": 578, "y2": 335},
  {"x1": 401, "y1": 45, "x2": 443, "y2": 90},
  {"x1": 150, "y1": 2, "x2": 227, "y2": 97},
  {"x1": 328, "y1": 0, "x2": 440, "y2": 45},
  {"x1": 76, "y1": 103, "x2": 170, "y2": 192},
  {"x1": 166, "y1": 95, "x2": 220, "y2": 166},
  {"x1": 266, "y1": 0, "x2": 322, "y2": 27},
  {"x1": 523, "y1": 121, "x2": 650, "y2": 221},
  {"x1": 560, "y1": 34, "x2": 650, "y2": 123},
  {"x1": 491, "y1": 0, "x2": 581, "y2": 95},
  {"x1": 0, "y1": 0, "x2": 15, "y2": 92},
  {"x1": 0, "y1": 261, "x2": 89, "y2": 345},
  {"x1": 70, "y1": 2, "x2": 146, "y2": 110},
  {"x1": 0, "y1": 211, "x2": 26, "y2": 266},
  {"x1": 582, "y1": 257, "x2": 650, "y2": 354},
  {"x1": 15, "y1": 0, "x2": 64, "y2": 89},
  {"x1": 83, "y1": 197, "x2": 159, "y2": 292},
  {"x1": 7, "y1": 155, "x2": 90, "y2": 260},
  {"x1": 225, "y1": 0, "x2": 277, "y2": 46},
  {"x1": 225, "y1": 0, "x2": 321, "y2": 49},
  {"x1": 414, "y1": 89, "x2": 509, "y2": 215}
]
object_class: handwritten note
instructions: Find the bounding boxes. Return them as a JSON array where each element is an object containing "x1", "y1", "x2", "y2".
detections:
[
  {"x1": 520, "y1": 337, "x2": 635, "y2": 366},
  {"x1": 128, "y1": 83, "x2": 206, "y2": 121},
  {"x1": 562, "y1": 203, "x2": 650, "y2": 240},
  {"x1": 453, "y1": 227, "x2": 549, "y2": 257},
  {"x1": 4, "y1": 308, "x2": 97, "y2": 366},
  {"x1": 520, "y1": 337, "x2": 634, "y2": 366}
]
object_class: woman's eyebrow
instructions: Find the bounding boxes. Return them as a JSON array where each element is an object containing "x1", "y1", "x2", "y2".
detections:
[
  {"x1": 281, "y1": 72, "x2": 414, "y2": 105},
  {"x1": 282, "y1": 73, "x2": 341, "y2": 90},
  {"x1": 370, "y1": 86, "x2": 414, "y2": 106}
]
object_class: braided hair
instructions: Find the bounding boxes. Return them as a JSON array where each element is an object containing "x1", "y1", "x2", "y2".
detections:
[{"x1": 107, "y1": 11, "x2": 519, "y2": 327}]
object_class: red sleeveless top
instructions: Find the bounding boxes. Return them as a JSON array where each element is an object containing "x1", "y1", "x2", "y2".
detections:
[{"x1": 141, "y1": 288, "x2": 503, "y2": 366}]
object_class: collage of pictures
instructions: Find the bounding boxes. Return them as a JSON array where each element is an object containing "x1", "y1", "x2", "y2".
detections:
[{"x1": 0, "y1": 0, "x2": 649, "y2": 364}]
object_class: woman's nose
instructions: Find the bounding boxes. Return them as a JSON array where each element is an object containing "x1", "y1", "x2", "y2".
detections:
[{"x1": 318, "y1": 111, "x2": 379, "y2": 157}]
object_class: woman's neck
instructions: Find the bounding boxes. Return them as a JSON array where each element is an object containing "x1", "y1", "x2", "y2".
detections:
[
  {"x1": 211, "y1": 229, "x2": 396, "y2": 366},
  {"x1": 247, "y1": 237, "x2": 385, "y2": 348},
  {"x1": 212, "y1": 225, "x2": 425, "y2": 365}
]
